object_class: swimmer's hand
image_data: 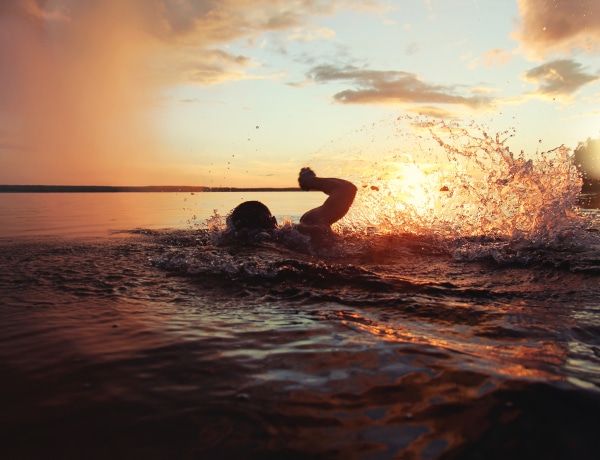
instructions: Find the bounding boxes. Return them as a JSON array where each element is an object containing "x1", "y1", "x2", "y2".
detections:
[{"x1": 298, "y1": 167, "x2": 317, "y2": 191}]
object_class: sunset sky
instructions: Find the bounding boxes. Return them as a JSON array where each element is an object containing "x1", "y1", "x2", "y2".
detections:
[{"x1": 0, "y1": 0, "x2": 599, "y2": 187}]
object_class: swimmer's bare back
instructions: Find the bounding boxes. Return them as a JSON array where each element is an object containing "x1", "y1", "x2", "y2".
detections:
[{"x1": 297, "y1": 167, "x2": 357, "y2": 238}]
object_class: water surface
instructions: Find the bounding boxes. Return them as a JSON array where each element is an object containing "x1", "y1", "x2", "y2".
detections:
[{"x1": 1, "y1": 190, "x2": 600, "y2": 459}]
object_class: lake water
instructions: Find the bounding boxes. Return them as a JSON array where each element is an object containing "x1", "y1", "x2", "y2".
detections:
[
  {"x1": 0, "y1": 191, "x2": 325, "y2": 238},
  {"x1": 1, "y1": 190, "x2": 600, "y2": 459}
]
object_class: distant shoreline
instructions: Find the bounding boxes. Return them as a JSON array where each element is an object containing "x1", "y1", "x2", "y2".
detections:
[
  {"x1": 1, "y1": 180, "x2": 598, "y2": 194},
  {"x1": 0, "y1": 185, "x2": 301, "y2": 193}
]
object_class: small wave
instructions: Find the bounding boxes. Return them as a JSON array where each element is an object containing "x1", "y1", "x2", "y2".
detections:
[{"x1": 150, "y1": 217, "x2": 600, "y2": 286}]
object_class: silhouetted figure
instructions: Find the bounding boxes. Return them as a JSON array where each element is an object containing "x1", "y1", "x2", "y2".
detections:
[{"x1": 227, "y1": 167, "x2": 357, "y2": 242}]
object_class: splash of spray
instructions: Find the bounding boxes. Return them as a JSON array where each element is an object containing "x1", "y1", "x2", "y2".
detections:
[{"x1": 315, "y1": 116, "x2": 584, "y2": 244}]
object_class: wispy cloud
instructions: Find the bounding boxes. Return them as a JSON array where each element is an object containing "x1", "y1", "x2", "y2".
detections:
[
  {"x1": 405, "y1": 105, "x2": 459, "y2": 119},
  {"x1": 21, "y1": 0, "x2": 71, "y2": 22},
  {"x1": 307, "y1": 64, "x2": 494, "y2": 109},
  {"x1": 522, "y1": 59, "x2": 599, "y2": 100},
  {"x1": 174, "y1": 48, "x2": 259, "y2": 85},
  {"x1": 143, "y1": 0, "x2": 369, "y2": 44},
  {"x1": 482, "y1": 49, "x2": 513, "y2": 68},
  {"x1": 287, "y1": 26, "x2": 336, "y2": 42},
  {"x1": 513, "y1": 0, "x2": 600, "y2": 58},
  {"x1": 405, "y1": 42, "x2": 420, "y2": 56}
]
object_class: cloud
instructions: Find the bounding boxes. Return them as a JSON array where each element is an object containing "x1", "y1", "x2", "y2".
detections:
[
  {"x1": 307, "y1": 64, "x2": 494, "y2": 109},
  {"x1": 142, "y1": 1, "x2": 323, "y2": 85},
  {"x1": 148, "y1": 1, "x2": 304, "y2": 44},
  {"x1": 405, "y1": 41, "x2": 420, "y2": 56},
  {"x1": 174, "y1": 48, "x2": 259, "y2": 85},
  {"x1": 522, "y1": 59, "x2": 599, "y2": 100},
  {"x1": 21, "y1": 0, "x2": 71, "y2": 22},
  {"x1": 138, "y1": 0, "x2": 380, "y2": 82},
  {"x1": 287, "y1": 26, "x2": 336, "y2": 42},
  {"x1": 405, "y1": 106, "x2": 459, "y2": 119},
  {"x1": 461, "y1": 52, "x2": 479, "y2": 70},
  {"x1": 513, "y1": 0, "x2": 600, "y2": 58},
  {"x1": 141, "y1": 0, "x2": 368, "y2": 45},
  {"x1": 482, "y1": 49, "x2": 513, "y2": 68},
  {"x1": 470, "y1": 86, "x2": 499, "y2": 96}
]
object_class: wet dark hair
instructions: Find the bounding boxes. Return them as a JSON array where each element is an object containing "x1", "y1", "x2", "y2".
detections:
[{"x1": 227, "y1": 201, "x2": 277, "y2": 231}]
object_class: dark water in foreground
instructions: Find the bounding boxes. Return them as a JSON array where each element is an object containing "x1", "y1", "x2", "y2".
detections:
[{"x1": 1, "y1": 190, "x2": 600, "y2": 459}]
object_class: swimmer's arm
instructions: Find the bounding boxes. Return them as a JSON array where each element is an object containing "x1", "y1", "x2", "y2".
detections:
[{"x1": 298, "y1": 168, "x2": 356, "y2": 196}]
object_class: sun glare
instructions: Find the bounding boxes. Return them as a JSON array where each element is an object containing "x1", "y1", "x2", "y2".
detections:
[
  {"x1": 346, "y1": 161, "x2": 454, "y2": 235},
  {"x1": 395, "y1": 163, "x2": 435, "y2": 215}
]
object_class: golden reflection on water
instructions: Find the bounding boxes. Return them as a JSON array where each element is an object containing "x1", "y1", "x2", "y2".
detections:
[
  {"x1": 333, "y1": 308, "x2": 565, "y2": 381},
  {"x1": 0, "y1": 191, "x2": 325, "y2": 238}
]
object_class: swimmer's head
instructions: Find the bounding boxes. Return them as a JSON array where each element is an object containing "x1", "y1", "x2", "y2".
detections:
[{"x1": 227, "y1": 201, "x2": 278, "y2": 231}]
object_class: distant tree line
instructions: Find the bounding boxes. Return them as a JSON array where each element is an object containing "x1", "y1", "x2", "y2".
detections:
[{"x1": 574, "y1": 136, "x2": 600, "y2": 191}]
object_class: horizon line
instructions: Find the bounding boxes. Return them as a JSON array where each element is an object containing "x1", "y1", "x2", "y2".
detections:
[{"x1": 0, "y1": 185, "x2": 303, "y2": 193}]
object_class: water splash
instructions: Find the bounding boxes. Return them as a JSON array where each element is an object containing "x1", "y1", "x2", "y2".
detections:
[
  {"x1": 325, "y1": 116, "x2": 584, "y2": 246},
  {"x1": 186, "y1": 116, "x2": 595, "y2": 266}
]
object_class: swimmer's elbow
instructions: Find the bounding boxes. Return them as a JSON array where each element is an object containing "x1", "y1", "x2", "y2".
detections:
[
  {"x1": 346, "y1": 181, "x2": 357, "y2": 198},
  {"x1": 339, "y1": 178, "x2": 357, "y2": 193}
]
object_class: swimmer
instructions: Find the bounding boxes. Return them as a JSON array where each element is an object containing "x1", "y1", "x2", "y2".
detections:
[{"x1": 227, "y1": 167, "x2": 357, "y2": 242}]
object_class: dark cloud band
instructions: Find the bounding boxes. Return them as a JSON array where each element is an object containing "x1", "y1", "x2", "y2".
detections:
[
  {"x1": 523, "y1": 59, "x2": 598, "y2": 98},
  {"x1": 308, "y1": 64, "x2": 493, "y2": 109}
]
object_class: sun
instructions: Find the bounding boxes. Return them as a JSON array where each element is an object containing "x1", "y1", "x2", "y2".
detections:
[
  {"x1": 385, "y1": 162, "x2": 454, "y2": 220},
  {"x1": 345, "y1": 160, "x2": 458, "y2": 234},
  {"x1": 396, "y1": 163, "x2": 433, "y2": 213}
]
